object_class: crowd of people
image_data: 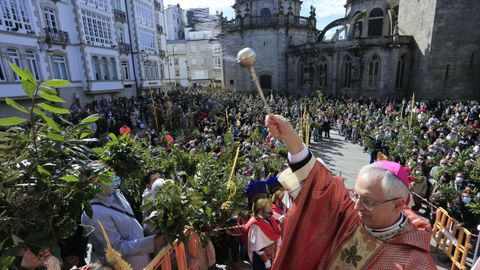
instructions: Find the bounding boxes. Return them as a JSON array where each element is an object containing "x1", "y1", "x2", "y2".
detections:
[
  {"x1": 333, "y1": 99, "x2": 480, "y2": 231},
  {"x1": 46, "y1": 90, "x2": 479, "y2": 270}
]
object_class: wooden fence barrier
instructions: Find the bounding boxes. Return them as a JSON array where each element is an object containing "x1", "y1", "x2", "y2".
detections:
[
  {"x1": 144, "y1": 232, "x2": 208, "y2": 270},
  {"x1": 432, "y1": 207, "x2": 473, "y2": 270},
  {"x1": 144, "y1": 232, "x2": 199, "y2": 270}
]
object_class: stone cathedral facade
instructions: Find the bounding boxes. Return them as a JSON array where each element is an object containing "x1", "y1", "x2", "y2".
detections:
[
  {"x1": 221, "y1": 0, "x2": 317, "y2": 93},
  {"x1": 221, "y1": 0, "x2": 480, "y2": 100}
]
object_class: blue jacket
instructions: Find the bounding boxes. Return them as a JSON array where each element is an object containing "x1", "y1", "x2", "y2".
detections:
[{"x1": 81, "y1": 190, "x2": 155, "y2": 270}]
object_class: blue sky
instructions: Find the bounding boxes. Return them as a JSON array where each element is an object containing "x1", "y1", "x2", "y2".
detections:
[{"x1": 163, "y1": 0, "x2": 346, "y2": 29}]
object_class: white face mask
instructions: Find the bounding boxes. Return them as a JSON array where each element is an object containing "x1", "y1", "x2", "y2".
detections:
[{"x1": 455, "y1": 177, "x2": 464, "y2": 183}]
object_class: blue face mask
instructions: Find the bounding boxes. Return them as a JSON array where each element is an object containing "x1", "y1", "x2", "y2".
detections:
[
  {"x1": 462, "y1": 197, "x2": 471, "y2": 204},
  {"x1": 267, "y1": 210, "x2": 273, "y2": 216},
  {"x1": 113, "y1": 176, "x2": 122, "y2": 188}
]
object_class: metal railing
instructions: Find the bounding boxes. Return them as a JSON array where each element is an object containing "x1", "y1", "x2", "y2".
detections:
[
  {"x1": 44, "y1": 28, "x2": 69, "y2": 45},
  {"x1": 223, "y1": 15, "x2": 315, "y2": 31}
]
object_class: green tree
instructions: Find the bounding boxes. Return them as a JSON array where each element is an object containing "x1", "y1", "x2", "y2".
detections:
[{"x1": 0, "y1": 64, "x2": 103, "y2": 265}]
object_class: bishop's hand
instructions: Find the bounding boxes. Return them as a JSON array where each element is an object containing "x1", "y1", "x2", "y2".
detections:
[{"x1": 265, "y1": 114, "x2": 304, "y2": 155}]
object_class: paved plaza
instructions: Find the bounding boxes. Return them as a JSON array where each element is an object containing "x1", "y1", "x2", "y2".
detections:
[{"x1": 309, "y1": 131, "x2": 369, "y2": 188}]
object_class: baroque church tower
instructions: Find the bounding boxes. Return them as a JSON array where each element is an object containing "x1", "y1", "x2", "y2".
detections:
[{"x1": 221, "y1": 0, "x2": 317, "y2": 93}]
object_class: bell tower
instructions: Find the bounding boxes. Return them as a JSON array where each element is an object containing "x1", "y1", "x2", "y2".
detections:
[{"x1": 222, "y1": 0, "x2": 317, "y2": 93}]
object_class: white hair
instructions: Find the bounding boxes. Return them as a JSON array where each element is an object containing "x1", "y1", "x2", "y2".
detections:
[{"x1": 358, "y1": 164, "x2": 409, "y2": 200}]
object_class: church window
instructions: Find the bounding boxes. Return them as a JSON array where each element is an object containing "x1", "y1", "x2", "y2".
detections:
[
  {"x1": 319, "y1": 57, "x2": 328, "y2": 86},
  {"x1": 260, "y1": 8, "x2": 271, "y2": 25},
  {"x1": 368, "y1": 8, "x2": 383, "y2": 37},
  {"x1": 368, "y1": 55, "x2": 380, "y2": 88},
  {"x1": 354, "y1": 21, "x2": 363, "y2": 38},
  {"x1": 343, "y1": 56, "x2": 352, "y2": 88},
  {"x1": 395, "y1": 54, "x2": 406, "y2": 89}
]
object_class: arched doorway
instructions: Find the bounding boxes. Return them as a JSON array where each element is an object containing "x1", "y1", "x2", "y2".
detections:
[{"x1": 260, "y1": 74, "x2": 272, "y2": 90}]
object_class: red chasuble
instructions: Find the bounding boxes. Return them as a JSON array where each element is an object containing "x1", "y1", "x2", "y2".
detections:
[{"x1": 272, "y1": 159, "x2": 436, "y2": 270}]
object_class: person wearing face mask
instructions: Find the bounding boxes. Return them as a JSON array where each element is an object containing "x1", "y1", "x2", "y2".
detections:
[
  {"x1": 244, "y1": 181, "x2": 282, "y2": 270},
  {"x1": 461, "y1": 192, "x2": 472, "y2": 205},
  {"x1": 448, "y1": 189, "x2": 480, "y2": 233},
  {"x1": 81, "y1": 161, "x2": 165, "y2": 270}
]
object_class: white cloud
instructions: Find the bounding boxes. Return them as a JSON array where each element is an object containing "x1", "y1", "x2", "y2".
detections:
[
  {"x1": 304, "y1": 0, "x2": 345, "y2": 18},
  {"x1": 163, "y1": 0, "x2": 234, "y2": 10},
  {"x1": 162, "y1": 0, "x2": 345, "y2": 23}
]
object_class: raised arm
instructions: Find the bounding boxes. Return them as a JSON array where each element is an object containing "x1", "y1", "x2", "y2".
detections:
[
  {"x1": 265, "y1": 114, "x2": 314, "y2": 199},
  {"x1": 265, "y1": 114, "x2": 304, "y2": 155}
]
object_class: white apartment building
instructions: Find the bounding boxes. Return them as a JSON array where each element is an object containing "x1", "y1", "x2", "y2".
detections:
[
  {"x1": 166, "y1": 41, "x2": 188, "y2": 87},
  {"x1": 0, "y1": 0, "x2": 167, "y2": 117},
  {"x1": 185, "y1": 25, "x2": 223, "y2": 88},
  {"x1": 165, "y1": 4, "x2": 185, "y2": 41},
  {"x1": 163, "y1": 7, "x2": 224, "y2": 89}
]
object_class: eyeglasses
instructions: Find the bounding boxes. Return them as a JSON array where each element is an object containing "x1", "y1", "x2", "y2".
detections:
[{"x1": 348, "y1": 190, "x2": 400, "y2": 211}]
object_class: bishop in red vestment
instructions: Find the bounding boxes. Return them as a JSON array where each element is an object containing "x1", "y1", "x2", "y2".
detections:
[{"x1": 265, "y1": 115, "x2": 436, "y2": 270}]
